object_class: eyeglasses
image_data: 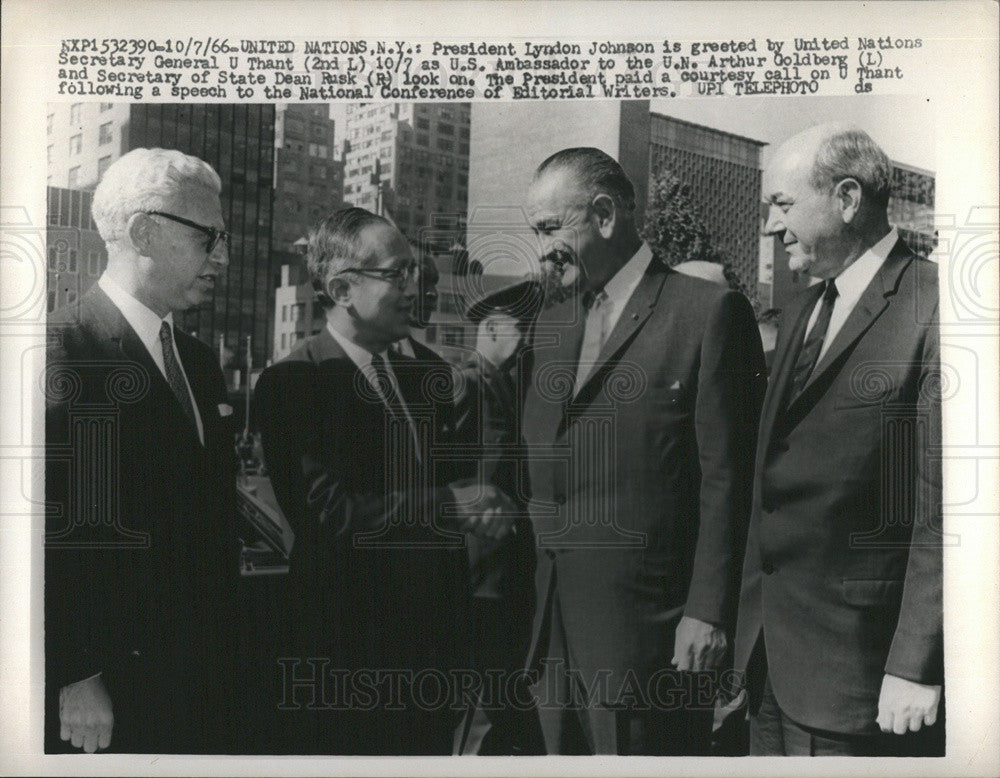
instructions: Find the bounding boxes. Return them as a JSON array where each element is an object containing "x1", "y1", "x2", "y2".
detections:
[
  {"x1": 337, "y1": 264, "x2": 420, "y2": 290},
  {"x1": 145, "y1": 211, "x2": 231, "y2": 256}
]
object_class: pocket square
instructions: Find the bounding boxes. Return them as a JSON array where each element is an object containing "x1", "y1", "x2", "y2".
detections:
[
  {"x1": 669, "y1": 380, "x2": 682, "y2": 390},
  {"x1": 218, "y1": 403, "x2": 233, "y2": 417}
]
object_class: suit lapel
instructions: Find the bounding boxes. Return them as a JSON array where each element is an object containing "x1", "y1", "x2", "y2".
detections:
[
  {"x1": 797, "y1": 244, "x2": 913, "y2": 399},
  {"x1": 570, "y1": 261, "x2": 668, "y2": 405},
  {"x1": 758, "y1": 282, "x2": 824, "y2": 445}
]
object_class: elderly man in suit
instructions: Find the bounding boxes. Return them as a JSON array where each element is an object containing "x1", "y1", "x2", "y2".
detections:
[
  {"x1": 734, "y1": 125, "x2": 943, "y2": 756},
  {"x1": 45, "y1": 148, "x2": 239, "y2": 753},
  {"x1": 254, "y1": 207, "x2": 517, "y2": 754},
  {"x1": 521, "y1": 147, "x2": 765, "y2": 755}
]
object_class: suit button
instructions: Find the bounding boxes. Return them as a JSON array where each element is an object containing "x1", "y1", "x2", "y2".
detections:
[{"x1": 762, "y1": 561, "x2": 775, "y2": 575}]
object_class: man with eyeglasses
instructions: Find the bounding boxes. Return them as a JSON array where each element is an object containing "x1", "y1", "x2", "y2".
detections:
[
  {"x1": 254, "y1": 207, "x2": 517, "y2": 754},
  {"x1": 45, "y1": 148, "x2": 239, "y2": 753}
]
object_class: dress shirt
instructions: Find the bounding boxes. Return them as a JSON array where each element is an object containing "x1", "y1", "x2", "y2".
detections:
[
  {"x1": 98, "y1": 273, "x2": 204, "y2": 444},
  {"x1": 805, "y1": 228, "x2": 899, "y2": 364},
  {"x1": 326, "y1": 322, "x2": 420, "y2": 450}
]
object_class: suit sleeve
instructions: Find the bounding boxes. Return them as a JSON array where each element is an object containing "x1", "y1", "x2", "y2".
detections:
[
  {"x1": 254, "y1": 361, "x2": 454, "y2": 546},
  {"x1": 884, "y1": 302, "x2": 943, "y2": 685},
  {"x1": 685, "y1": 290, "x2": 766, "y2": 629}
]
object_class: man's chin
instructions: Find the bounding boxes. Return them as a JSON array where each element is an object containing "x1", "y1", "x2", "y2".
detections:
[{"x1": 787, "y1": 254, "x2": 813, "y2": 274}]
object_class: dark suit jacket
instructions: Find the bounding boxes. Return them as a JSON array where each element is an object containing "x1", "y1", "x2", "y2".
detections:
[
  {"x1": 253, "y1": 329, "x2": 471, "y2": 752},
  {"x1": 45, "y1": 284, "x2": 239, "y2": 753},
  {"x1": 522, "y1": 257, "x2": 765, "y2": 701},
  {"x1": 733, "y1": 242, "x2": 943, "y2": 736}
]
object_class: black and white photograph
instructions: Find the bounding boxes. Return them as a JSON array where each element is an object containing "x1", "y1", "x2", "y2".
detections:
[{"x1": 1, "y1": 2, "x2": 997, "y2": 776}]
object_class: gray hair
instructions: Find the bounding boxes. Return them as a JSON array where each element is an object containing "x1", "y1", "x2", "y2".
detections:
[
  {"x1": 91, "y1": 148, "x2": 221, "y2": 243},
  {"x1": 810, "y1": 128, "x2": 893, "y2": 208},
  {"x1": 535, "y1": 147, "x2": 637, "y2": 213}
]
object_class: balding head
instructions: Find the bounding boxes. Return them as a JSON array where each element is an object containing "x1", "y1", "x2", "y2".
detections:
[{"x1": 763, "y1": 124, "x2": 894, "y2": 278}]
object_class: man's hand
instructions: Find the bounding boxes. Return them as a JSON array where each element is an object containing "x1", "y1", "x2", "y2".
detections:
[
  {"x1": 877, "y1": 674, "x2": 941, "y2": 734},
  {"x1": 672, "y1": 615, "x2": 727, "y2": 671},
  {"x1": 448, "y1": 481, "x2": 517, "y2": 541},
  {"x1": 59, "y1": 674, "x2": 113, "y2": 753}
]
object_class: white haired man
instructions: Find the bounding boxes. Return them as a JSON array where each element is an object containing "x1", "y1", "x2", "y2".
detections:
[{"x1": 45, "y1": 148, "x2": 239, "y2": 753}]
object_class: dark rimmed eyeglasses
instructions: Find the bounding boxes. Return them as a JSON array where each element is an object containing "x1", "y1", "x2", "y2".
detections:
[
  {"x1": 145, "y1": 211, "x2": 231, "y2": 256},
  {"x1": 336, "y1": 264, "x2": 420, "y2": 290}
]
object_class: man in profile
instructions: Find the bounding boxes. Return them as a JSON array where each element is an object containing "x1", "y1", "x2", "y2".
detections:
[
  {"x1": 254, "y1": 207, "x2": 516, "y2": 754},
  {"x1": 521, "y1": 148, "x2": 765, "y2": 754},
  {"x1": 734, "y1": 125, "x2": 943, "y2": 756},
  {"x1": 45, "y1": 148, "x2": 239, "y2": 753}
]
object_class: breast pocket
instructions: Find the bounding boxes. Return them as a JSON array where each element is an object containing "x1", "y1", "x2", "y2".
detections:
[{"x1": 841, "y1": 578, "x2": 904, "y2": 608}]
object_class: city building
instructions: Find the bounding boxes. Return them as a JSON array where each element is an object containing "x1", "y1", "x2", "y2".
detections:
[
  {"x1": 341, "y1": 103, "x2": 471, "y2": 248},
  {"x1": 272, "y1": 104, "x2": 344, "y2": 254},
  {"x1": 272, "y1": 258, "x2": 325, "y2": 362},
  {"x1": 46, "y1": 103, "x2": 278, "y2": 368},
  {"x1": 46, "y1": 102, "x2": 131, "y2": 190},
  {"x1": 45, "y1": 186, "x2": 107, "y2": 313},
  {"x1": 648, "y1": 113, "x2": 765, "y2": 300}
]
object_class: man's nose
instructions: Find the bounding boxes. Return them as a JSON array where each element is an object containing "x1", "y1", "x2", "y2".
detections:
[
  {"x1": 208, "y1": 240, "x2": 229, "y2": 268},
  {"x1": 763, "y1": 204, "x2": 784, "y2": 236}
]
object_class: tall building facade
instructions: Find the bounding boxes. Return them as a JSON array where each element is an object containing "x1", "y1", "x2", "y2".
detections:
[
  {"x1": 45, "y1": 187, "x2": 107, "y2": 313},
  {"x1": 648, "y1": 113, "x2": 765, "y2": 300},
  {"x1": 272, "y1": 258, "x2": 326, "y2": 362},
  {"x1": 46, "y1": 103, "x2": 131, "y2": 190},
  {"x1": 272, "y1": 104, "x2": 344, "y2": 254},
  {"x1": 342, "y1": 103, "x2": 471, "y2": 247}
]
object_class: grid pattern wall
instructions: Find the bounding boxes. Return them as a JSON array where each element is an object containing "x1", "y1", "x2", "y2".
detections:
[
  {"x1": 127, "y1": 104, "x2": 277, "y2": 367},
  {"x1": 649, "y1": 144, "x2": 762, "y2": 294}
]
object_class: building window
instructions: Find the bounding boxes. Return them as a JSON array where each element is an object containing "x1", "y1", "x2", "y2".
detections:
[
  {"x1": 67, "y1": 249, "x2": 77, "y2": 273},
  {"x1": 67, "y1": 167, "x2": 80, "y2": 188},
  {"x1": 99, "y1": 122, "x2": 113, "y2": 145},
  {"x1": 47, "y1": 113, "x2": 54, "y2": 134},
  {"x1": 438, "y1": 123, "x2": 454, "y2": 135},
  {"x1": 48, "y1": 290, "x2": 57, "y2": 313},
  {"x1": 281, "y1": 333, "x2": 286, "y2": 349},
  {"x1": 98, "y1": 155, "x2": 112, "y2": 179},
  {"x1": 88, "y1": 251, "x2": 101, "y2": 275},
  {"x1": 437, "y1": 138, "x2": 453, "y2": 152},
  {"x1": 282, "y1": 305, "x2": 288, "y2": 322},
  {"x1": 48, "y1": 246, "x2": 58, "y2": 270},
  {"x1": 70, "y1": 104, "x2": 83, "y2": 124},
  {"x1": 69, "y1": 134, "x2": 82, "y2": 155},
  {"x1": 416, "y1": 134, "x2": 429, "y2": 147}
]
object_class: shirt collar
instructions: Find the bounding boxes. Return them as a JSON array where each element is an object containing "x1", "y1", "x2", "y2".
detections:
[
  {"x1": 831, "y1": 228, "x2": 899, "y2": 305},
  {"x1": 326, "y1": 319, "x2": 387, "y2": 372},
  {"x1": 599, "y1": 241, "x2": 654, "y2": 308},
  {"x1": 98, "y1": 272, "x2": 173, "y2": 352}
]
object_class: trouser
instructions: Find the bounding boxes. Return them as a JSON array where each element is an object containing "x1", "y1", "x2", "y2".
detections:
[{"x1": 750, "y1": 674, "x2": 945, "y2": 757}]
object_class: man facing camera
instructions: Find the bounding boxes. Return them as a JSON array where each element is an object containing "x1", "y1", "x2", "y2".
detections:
[
  {"x1": 45, "y1": 148, "x2": 239, "y2": 753},
  {"x1": 734, "y1": 125, "x2": 943, "y2": 756},
  {"x1": 254, "y1": 208, "x2": 516, "y2": 754},
  {"x1": 521, "y1": 148, "x2": 765, "y2": 754}
]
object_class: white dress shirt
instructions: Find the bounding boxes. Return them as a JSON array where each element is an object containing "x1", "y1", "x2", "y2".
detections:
[
  {"x1": 98, "y1": 273, "x2": 204, "y2": 444},
  {"x1": 805, "y1": 228, "x2": 899, "y2": 364}
]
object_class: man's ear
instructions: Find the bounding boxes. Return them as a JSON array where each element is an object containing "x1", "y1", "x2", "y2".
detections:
[
  {"x1": 835, "y1": 178, "x2": 863, "y2": 224},
  {"x1": 327, "y1": 275, "x2": 353, "y2": 306},
  {"x1": 591, "y1": 193, "x2": 617, "y2": 239},
  {"x1": 125, "y1": 212, "x2": 154, "y2": 254}
]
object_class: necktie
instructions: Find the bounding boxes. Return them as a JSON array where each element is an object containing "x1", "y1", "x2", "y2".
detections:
[
  {"x1": 370, "y1": 352, "x2": 421, "y2": 459},
  {"x1": 159, "y1": 320, "x2": 198, "y2": 430},
  {"x1": 574, "y1": 289, "x2": 609, "y2": 392},
  {"x1": 789, "y1": 279, "x2": 839, "y2": 399}
]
